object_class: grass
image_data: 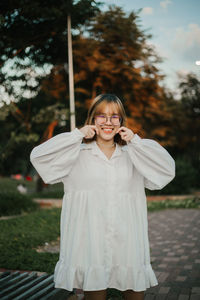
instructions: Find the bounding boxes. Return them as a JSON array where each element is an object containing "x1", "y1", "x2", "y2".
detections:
[
  {"x1": 147, "y1": 197, "x2": 200, "y2": 211},
  {"x1": 0, "y1": 191, "x2": 39, "y2": 216},
  {"x1": 0, "y1": 208, "x2": 61, "y2": 273},
  {"x1": 0, "y1": 177, "x2": 63, "y2": 199},
  {"x1": 0, "y1": 177, "x2": 35, "y2": 192}
]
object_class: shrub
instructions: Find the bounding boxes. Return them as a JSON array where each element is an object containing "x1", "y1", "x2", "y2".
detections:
[
  {"x1": 0, "y1": 177, "x2": 35, "y2": 192},
  {"x1": 0, "y1": 191, "x2": 39, "y2": 216},
  {"x1": 0, "y1": 177, "x2": 63, "y2": 199},
  {"x1": 147, "y1": 156, "x2": 198, "y2": 195},
  {"x1": 147, "y1": 197, "x2": 200, "y2": 211}
]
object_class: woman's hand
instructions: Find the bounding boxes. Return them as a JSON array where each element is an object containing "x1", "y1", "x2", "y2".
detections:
[
  {"x1": 79, "y1": 125, "x2": 99, "y2": 139},
  {"x1": 116, "y1": 126, "x2": 134, "y2": 142}
]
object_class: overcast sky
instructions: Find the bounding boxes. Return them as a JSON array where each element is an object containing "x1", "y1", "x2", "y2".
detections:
[{"x1": 102, "y1": 0, "x2": 200, "y2": 94}]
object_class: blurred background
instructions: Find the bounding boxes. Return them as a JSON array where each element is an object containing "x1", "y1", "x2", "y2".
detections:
[
  {"x1": 0, "y1": 1, "x2": 200, "y2": 287},
  {"x1": 0, "y1": 0, "x2": 200, "y2": 198}
]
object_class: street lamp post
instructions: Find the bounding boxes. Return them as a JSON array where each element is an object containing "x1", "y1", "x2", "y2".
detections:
[{"x1": 67, "y1": 14, "x2": 76, "y2": 130}]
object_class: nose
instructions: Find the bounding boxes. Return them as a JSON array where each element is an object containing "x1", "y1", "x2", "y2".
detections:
[{"x1": 105, "y1": 117, "x2": 112, "y2": 125}]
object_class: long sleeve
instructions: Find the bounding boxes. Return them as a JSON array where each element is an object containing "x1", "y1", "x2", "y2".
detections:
[
  {"x1": 30, "y1": 128, "x2": 85, "y2": 184},
  {"x1": 127, "y1": 134, "x2": 175, "y2": 190}
]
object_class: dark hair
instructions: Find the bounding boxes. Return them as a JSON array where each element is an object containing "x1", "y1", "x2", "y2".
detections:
[{"x1": 83, "y1": 94, "x2": 127, "y2": 145}]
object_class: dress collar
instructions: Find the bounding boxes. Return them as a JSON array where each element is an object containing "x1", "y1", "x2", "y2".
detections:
[{"x1": 81, "y1": 141, "x2": 123, "y2": 161}]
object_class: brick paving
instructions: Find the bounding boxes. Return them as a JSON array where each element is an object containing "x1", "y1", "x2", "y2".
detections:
[
  {"x1": 145, "y1": 209, "x2": 200, "y2": 300},
  {"x1": 75, "y1": 209, "x2": 200, "y2": 300}
]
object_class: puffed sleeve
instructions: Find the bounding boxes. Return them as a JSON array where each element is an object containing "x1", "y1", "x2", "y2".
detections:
[
  {"x1": 127, "y1": 134, "x2": 175, "y2": 190},
  {"x1": 30, "y1": 128, "x2": 85, "y2": 184}
]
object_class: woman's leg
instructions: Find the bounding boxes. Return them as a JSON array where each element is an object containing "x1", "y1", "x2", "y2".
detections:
[
  {"x1": 122, "y1": 289, "x2": 144, "y2": 300},
  {"x1": 84, "y1": 289, "x2": 107, "y2": 300}
]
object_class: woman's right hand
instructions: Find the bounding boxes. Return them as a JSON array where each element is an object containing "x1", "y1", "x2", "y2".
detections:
[{"x1": 79, "y1": 125, "x2": 99, "y2": 139}]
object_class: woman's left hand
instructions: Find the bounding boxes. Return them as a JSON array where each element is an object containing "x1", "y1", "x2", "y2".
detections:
[{"x1": 116, "y1": 127, "x2": 135, "y2": 142}]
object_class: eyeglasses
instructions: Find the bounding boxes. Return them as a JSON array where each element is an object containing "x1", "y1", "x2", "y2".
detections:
[{"x1": 95, "y1": 114, "x2": 121, "y2": 126}]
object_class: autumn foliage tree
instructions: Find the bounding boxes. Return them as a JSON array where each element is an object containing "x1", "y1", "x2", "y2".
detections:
[
  {"x1": 43, "y1": 6, "x2": 176, "y2": 146},
  {"x1": 1, "y1": 4, "x2": 199, "y2": 190}
]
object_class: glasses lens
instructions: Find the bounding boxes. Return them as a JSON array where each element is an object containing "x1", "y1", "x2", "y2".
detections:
[
  {"x1": 111, "y1": 115, "x2": 120, "y2": 125},
  {"x1": 96, "y1": 115, "x2": 106, "y2": 125},
  {"x1": 95, "y1": 114, "x2": 121, "y2": 125}
]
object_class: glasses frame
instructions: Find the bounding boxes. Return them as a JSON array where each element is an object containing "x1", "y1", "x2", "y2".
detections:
[{"x1": 94, "y1": 114, "x2": 122, "y2": 126}]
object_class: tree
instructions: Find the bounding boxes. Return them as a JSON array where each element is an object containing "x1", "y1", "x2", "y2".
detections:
[
  {"x1": 0, "y1": 0, "x2": 100, "y2": 102},
  {"x1": 25, "y1": 6, "x2": 179, "y2": 147},
  {"x1": 71, "y1": 6, "x2": 176, "y2": 145},
  {"x1": 0, "y1": 95, "x2": 69, "y2": 176},
  {"x1": 161, "y1": 73, "x2": 200, "y2": 190},
  {"x1": 178, "y1": 73, "x2": 200, "y2": 159},
  {"x1": 0, "y1": 5, "x2": 185, "y2": 176},
  {"x1": 0, "y1": 0, "x2": 100, "y2": 176}
]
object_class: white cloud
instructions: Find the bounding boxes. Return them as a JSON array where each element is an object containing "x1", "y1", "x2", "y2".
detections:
[
  {"x1": 141, "y1": 7, "x2": 153, "y2": 15},
  {"x1": 172, "y1": 23, "x2": 200, "y2": 62},
  {"x1": 152, "y1": 43, "x2": 170, "y2": 60},
  {"x1": 160, "y1": 0, "x2": 172, "y2": 10},
  {"x1": 176, "y1": 69, "x2": 191, "y2": 77}
]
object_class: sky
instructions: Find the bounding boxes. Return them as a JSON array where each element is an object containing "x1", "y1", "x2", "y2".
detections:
[{"x1": 102, "y1": 0, "x2": 200, "y2": 95}]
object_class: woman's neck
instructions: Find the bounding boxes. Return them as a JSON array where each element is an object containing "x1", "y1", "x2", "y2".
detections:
[{"x1": 96, "y1": 138, "x2": 115, "y2": 148}]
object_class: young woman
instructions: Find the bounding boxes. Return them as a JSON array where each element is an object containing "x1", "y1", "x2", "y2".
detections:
[{"x1": 30, "y1": 94, "x2": 175, "y2": 300}]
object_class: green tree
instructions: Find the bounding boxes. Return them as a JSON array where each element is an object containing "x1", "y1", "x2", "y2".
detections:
[
  {"x1": 179, "y1": 73, "x2": 200, "y2": 155},
  {"x1": 0, "y1": 0, "x2": 100, "y2": 176},
  {"x1": 178, "y1": 73, "x2": 200, "y2": 186},
  {"x1": 0, "y1": 97, "x2": 69, "y2": 176},
  {"x1": 0, "y1": 0, "x2": 100, "y2": 101}
]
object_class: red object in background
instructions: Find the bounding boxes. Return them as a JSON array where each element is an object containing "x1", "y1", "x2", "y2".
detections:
[
  {"x1": 11, "y1": 174, "x2": 22, "y2": 180},
  {"x1": 25, "y1": 175, "x2": 32, "y2": 181}
]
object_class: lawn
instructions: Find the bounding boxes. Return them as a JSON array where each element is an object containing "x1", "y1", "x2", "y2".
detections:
[
  {"x1": 0, "y1": 208, "x2": 60, "y2": 273},
  {"x1": 147, "y1": 197, "x2": 200, "y2": 211},
  {"x1": 0, "y1": 177, "x2": 63, "y2": 199}
]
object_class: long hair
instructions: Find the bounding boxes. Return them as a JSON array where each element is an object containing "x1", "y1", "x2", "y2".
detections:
[{"x1": 82, "y1": 94, "x2": 127, "y2": 145}]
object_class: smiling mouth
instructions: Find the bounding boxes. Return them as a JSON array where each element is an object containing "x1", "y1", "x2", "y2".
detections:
[{"x1": 101, "y1": 127, "x2": 114, "y2": 134}]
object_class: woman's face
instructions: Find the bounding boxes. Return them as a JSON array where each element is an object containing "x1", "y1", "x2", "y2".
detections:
[{"x1": 94, "y1": 103, "x2": 121, "y2": 142}]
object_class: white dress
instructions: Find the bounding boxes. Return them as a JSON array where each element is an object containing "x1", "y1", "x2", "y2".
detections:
[{"x1": 30, "y1": 128, "x2": 175, "y2": 292}]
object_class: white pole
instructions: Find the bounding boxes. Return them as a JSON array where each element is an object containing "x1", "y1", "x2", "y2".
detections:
[{"x1": 67, "y1": 14, "x2": 76, "y2": 130}]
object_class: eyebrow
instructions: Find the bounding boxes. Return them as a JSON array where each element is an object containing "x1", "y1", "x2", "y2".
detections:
[{"x1": 96, "y1": 112, "x2": 120, "y2": 115}]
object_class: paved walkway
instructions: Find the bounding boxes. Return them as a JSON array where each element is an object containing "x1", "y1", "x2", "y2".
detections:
[
  {"x1": 144, "y1": 209, "x2": 200, "y2": 300},
  {"x1": 34, "y1": 208, "x2": 200, "y2": 299}
]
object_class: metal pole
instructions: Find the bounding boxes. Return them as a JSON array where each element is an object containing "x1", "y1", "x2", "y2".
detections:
[{"x1": 67, "y1": 14, "x2": 76, "y2": 130}]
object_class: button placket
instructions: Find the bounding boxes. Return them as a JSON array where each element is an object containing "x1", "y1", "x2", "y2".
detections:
[{"x1": 104, "y1": 163, "x2": 116, "y2": 271}]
